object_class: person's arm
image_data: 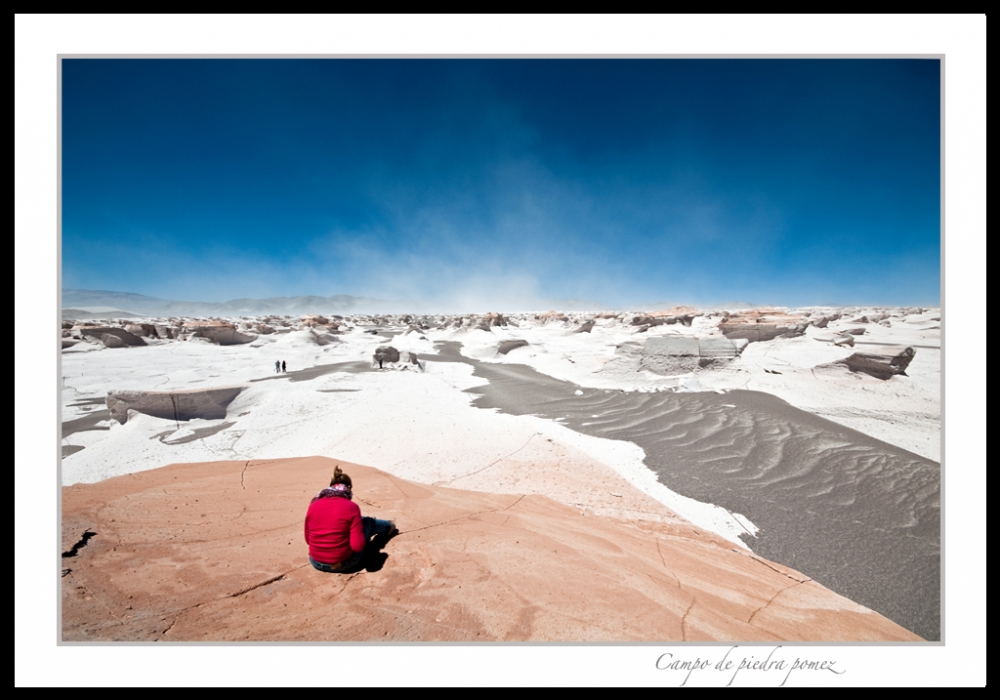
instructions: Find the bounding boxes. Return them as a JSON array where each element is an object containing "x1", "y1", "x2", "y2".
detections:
[{"x1": 349, "y1": 508, "x2": 366, "y2": 553}]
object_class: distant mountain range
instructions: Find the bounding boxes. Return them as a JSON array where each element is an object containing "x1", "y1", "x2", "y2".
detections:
[
  {"x1": 62, "y1": 289, "x2": 394, "y2": 318},
  {"x1": 61, "y1": 289, "x2": 659, "y2": 318}
]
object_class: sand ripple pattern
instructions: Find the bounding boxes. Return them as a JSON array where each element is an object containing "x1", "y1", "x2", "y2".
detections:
[{"x1": 434, "y1": 342, "x2": 940, "y2": 641}]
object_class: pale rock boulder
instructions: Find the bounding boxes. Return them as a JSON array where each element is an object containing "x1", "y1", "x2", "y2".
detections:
[
  {"x1": 823, "y1": 345, "x2": 916, "y2": 380},
  {"x1": 124, "y1": 323, "x2": 160, "y2": 339},
  {"x1": 372, "y1": 346, "x2": 422, "y2": 371},
  {"x1": 373, "y1": 346, "x2": 400, "y2": 364},
  {"x1": 484, "y1": 312, "x2": 507, "y2": 327},
  {"x1": 498, "y1": 339, "x2": 529, "y2": 355},
  {"x1": 100, "y1": 333, "x2": 125, "y2": 348}
]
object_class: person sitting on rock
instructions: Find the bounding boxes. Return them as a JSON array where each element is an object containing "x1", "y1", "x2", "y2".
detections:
[{"x1": 304, "y1": 465, "x2": 396, "y2": 573}]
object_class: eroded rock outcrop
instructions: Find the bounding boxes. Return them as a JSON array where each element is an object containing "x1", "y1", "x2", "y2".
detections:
[
  {"x1": 185, "y1": 323, "x2": 257, "y2": 346},
  {"x1": 483, "y1": 312, "x2": 507, "y2": 328},
  {"x1": 535, "y1": 311, "x2": 569, "y2": 324},
  {"x1": 106, "y1": 386, "x2": 244, "y2": 424},
  {"x1": 609, "y1": 335, "x2": 746, "y2": 375},
  {"x1": 79, "y1": 326, "x2": 147, "y2": 348}
]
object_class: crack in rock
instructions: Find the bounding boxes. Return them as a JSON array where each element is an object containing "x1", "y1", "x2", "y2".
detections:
[
  {"x1": 749, "y1": 555, "x2": 811, "y2": 583},
  {"x1": 680, "y1": 594, "x2": 697, "y2": 641},
  {"x1": 655, "y1": 539, "x2": 682, "y2": 588},
  {"x1": 404, "y1": 496, "x2": 525, "y2": 534},
  {"x1": 227, "y1": 563, "x2": 309, "y2": 599},
  {"x1": 748, "y1": 579, "x2": 804, "y2": 626},
  {"x1": 230, "y1": 574, "x2": 286, "y2": 598},
  {"x1": 62, "y1": 530, "x2": 97, "y2": 558},
  {"x1": 160, "y1": 615, "x2": 180, "y2": 638},
  {"x1": 444, "y1": 433, "x2": 540, "y2": 485}
]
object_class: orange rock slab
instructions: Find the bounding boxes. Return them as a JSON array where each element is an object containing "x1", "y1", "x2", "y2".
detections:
[{"x1": 61, "y1": 456, "x2": 921, "y2": 642}]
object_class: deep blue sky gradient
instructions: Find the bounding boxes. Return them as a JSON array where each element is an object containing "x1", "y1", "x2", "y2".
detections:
[{"x1": 61, "y1": 58, "x2": 941, "y2": 309}]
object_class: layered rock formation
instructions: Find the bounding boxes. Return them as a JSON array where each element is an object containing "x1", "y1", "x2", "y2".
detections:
[
  {"x1": 609, "y1": 335, "x2": 747, "y2": 375},
  {"x1": 719, "y1": 310, "x2": 809, "y2": 343},
  {"x1": 61, "y1": 456, "x2": 921, "y2": 642},
  {"x1": 185, "y1": 322, "x2": 257, "y2": 346}
]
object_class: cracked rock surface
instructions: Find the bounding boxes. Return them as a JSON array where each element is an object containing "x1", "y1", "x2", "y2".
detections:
[{"x1": 61, "y1": 455, "x2": 921, "y2": 642}]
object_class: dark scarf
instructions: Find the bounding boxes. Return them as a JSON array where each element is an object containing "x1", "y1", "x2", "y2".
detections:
[{"x1": 312, "y1": 482, "x2": 353, "y2": 503}]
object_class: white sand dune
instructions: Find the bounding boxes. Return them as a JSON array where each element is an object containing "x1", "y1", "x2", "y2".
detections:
[{"x1": 61, "y1": 306, "x2": 939, "y2": 522}]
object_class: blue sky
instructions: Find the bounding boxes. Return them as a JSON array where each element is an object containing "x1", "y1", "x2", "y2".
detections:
[{"x1": 61, "y1": 58, "x2": 941, "y2": 310}]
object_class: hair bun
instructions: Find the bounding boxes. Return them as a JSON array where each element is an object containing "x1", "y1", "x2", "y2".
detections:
[{"x1": 330, "y1": 465, "x2": 352, "y2": 488}]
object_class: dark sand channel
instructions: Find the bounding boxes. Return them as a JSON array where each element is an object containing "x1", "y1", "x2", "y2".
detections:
[{"x1": 431, "y1": 341, "x2": 940, "y2": 641}]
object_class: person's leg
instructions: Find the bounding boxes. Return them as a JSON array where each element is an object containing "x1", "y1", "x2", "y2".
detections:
[{"x1": 362, "y1": 516, "x2": 395, "y2": 539}]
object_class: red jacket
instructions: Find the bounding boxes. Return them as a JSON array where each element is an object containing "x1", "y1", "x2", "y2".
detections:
[{"x1": 304, "y1": 496, "x2": 365, "y2": 565}]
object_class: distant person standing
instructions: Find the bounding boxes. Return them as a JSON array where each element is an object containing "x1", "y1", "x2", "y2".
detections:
[
  {"x1": 282, "y1": 360, "x2": 287, "y2": 373},
  {"x1": 275, "y1": 360, "x2": 281, "y2": 373}
]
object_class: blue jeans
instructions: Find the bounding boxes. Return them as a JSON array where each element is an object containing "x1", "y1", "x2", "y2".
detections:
[{"x1": 309, "y1": 517, "x2": 394, "y2": 573}]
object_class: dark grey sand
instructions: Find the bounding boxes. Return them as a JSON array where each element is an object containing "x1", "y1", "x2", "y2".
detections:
[
  {"x1": 249, "y1": 361, "x2": 370, "y2": 383},
  {"x1": 430, "y1": 341, "x2": 940, "y2": 641},
  {"x1": 61, "y1": 409, "x2": 111, "y2": 439},
  {"x1": 151, "y1": 421, "x2": 237, "y2": 445},
  {"x1": 61, "y1": 398, "x2": 112, "y2": 457}
]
